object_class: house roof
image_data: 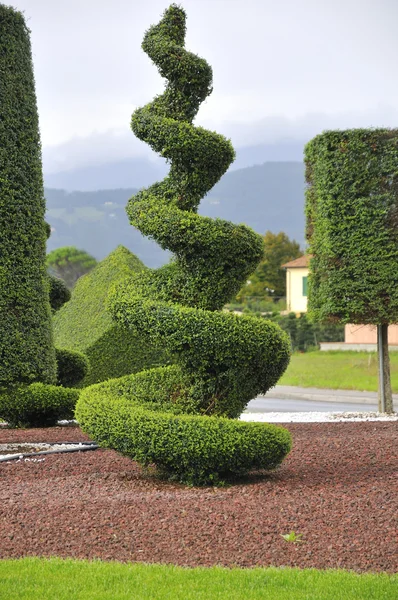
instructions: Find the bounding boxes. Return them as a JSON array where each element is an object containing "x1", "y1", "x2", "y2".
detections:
[{"x1": 281, "y1": 254, "x2": 312, "y2": 269}]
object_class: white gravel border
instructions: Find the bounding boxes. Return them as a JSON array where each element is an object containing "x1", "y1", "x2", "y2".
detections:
[{"x1": 241, "y1": 411, "x2": 398, "y2": 423}]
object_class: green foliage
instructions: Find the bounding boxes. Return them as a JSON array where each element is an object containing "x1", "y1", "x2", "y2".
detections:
[
  {"x1": 76, "y1": 378, "x2": 292, "y2": 486},
  {"x1": 76, "y1": 5, "x2": 291, "y2": 483},
  {"x1": 55, "y1": 348, "x2": 89, "y2": 388},
  {"x1": 49, "y1": 276, "x2": 71, "y2": 312},
  {"x1": 281, "y1": 531, "x2": 304, "y2": 543},
  {"x1": 305, "y1": 129, "x2": 398, "y2": 325},
  {"x1": 237, "y1": 231, "x2": 302, "y2": 301},
  {"x1": 47, "y1": 246, "x2": 97, "y2": 289},
  {"x1": 53, "y1": 246, "x2": 172, "y2": 386},
  {"x1": 269, "y1": 313, "x2": 344, "y2": 352},
  {"x1": 0, "y1": 383, "x2": 79, "y2": 428},
  {"x1": 0, "y1": 5, "x2": 57, "y2": 388},
  {"x1": 111, "y1": 291, "x2": 290, "y2": 417},
  {"x1": 228, "y1": 297, "x2": 286, "y2": 315}
]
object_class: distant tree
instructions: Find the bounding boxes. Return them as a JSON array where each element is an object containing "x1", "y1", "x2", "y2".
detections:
[
  {"x1": 47, "y1": 247, "x2": 97, "y2": 289},
  {"x1": 236, "y1": 231, "x2": 302, "y2": 301},
  {"x1": 269, "y1": 313, "x2": 344, "y2": 352},
  {"x1": 305, "y1": 129, "x2": 398, "y2": 413}
]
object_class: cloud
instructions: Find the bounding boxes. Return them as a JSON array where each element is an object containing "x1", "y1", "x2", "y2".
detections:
[
  {"x1": 42, "y1": 128, "x2": 159, "y2": 174},
  {"x1": 42, "y1": 105, "x2": 398, "y2": 174},
  {"x1": 13, "y1": 0, "x2": 398, "y2": 152}
]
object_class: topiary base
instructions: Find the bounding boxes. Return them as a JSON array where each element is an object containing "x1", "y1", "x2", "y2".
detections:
[
  {"x1": 75, "y1": 376, "x2": 292, "y2": 486},
  {"x1": 0, "y1": 383, "x2": 79, "y2": 428}
]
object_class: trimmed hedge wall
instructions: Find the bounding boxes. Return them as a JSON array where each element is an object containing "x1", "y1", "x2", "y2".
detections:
[
  {"x1": 76, "y1": 5, "x2": 291, "y2": 484},
  {"x1": 305, "y1": 129, "x2": 398, "y2": 324},
  {"x1": 0, "y1": 5, "x2": 57, "y2": 387},
  {"x1": 53, "y1": 246, "x2": 172, "y2": 386}
]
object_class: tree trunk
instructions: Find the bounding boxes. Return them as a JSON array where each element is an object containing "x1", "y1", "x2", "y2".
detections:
[{"x1": 377, "y1": 324, "x2": 394, "y2": 414}]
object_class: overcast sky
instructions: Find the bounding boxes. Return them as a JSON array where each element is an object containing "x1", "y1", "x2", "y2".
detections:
[{"x1": 14, "y1": 0, "x2": 398, "y2": 172}]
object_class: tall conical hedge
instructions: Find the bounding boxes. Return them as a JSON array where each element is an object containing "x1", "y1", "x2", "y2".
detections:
[{"x1": 0, "y1": 5, "x2": 56, "y2": 387}]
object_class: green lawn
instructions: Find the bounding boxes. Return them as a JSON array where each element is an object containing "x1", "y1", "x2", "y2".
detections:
[
  {"x1": 279, "y1": 350, "x2": 398, "y2": 393},
  {"x1": 0, "y1": 558, "x2": 396, "y2": 600}
]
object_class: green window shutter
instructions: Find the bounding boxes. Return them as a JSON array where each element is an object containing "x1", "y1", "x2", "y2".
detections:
[{"x1": 302, "y1": 276, "x2": 308, "y2": 297}]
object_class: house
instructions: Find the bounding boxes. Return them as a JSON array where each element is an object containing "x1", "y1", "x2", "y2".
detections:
[
  {"x1": 333, "y1": 323, "x2": 398, "y2": 352},
  {"x1": 281, "y1": 255, "x2": 311, "y2": 315},
  {"x1": 282, "y1": 255, "x2": 398, "y2": 351}
]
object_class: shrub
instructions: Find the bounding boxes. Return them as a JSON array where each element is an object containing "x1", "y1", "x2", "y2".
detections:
[
  {"x1": 49, "y1": 276, "x2": 71, "y2": 312},
  {"x1": 305, "y1": 128, "x2": 398, "y2": 325},
  {"x1": 111, "y1": 293, "x2": 290, "y2": 417},
  {"x1": 0, "y1": 383, "x2": 79, "y2": 428},
  {"x1": 76, "y1": 5, "x2": 291, "y2": 484},
  {"x1": 53, "y1": 246, "x2": 172, "y2": 386},
  {"x1": 55, "y1": 348, "x2": 90, "y2": 388},
  {"x1": 76, "y1": 380, "x2": 292, "y2": 485},
  {"x1": 0, "y1": 5, "x2": 57, "y2": 387},
  {"x1": 268, "y1": 313, "x2": 344, "y2": 352}
]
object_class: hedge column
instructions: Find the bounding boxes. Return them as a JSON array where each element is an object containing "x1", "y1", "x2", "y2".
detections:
[
  {"x1": 305, "y1": 129, "x2": 398, "y2": 413},
  {"x1": 0, "y1": 6, "x2": 57, "y2": 387}
]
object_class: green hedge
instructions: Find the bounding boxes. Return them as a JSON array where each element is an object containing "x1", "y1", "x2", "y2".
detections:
[
  {"x1": 55, "y1": 348, "x2": 89, "y2": 388},
  {"x1": 110, "y1": 292, "x2": 290, "y2": 417},
  {"x1": 105, "y1": 4, "x2": 290, "y2": 410},
  {"x1": 76, "y1": 379, "x2": 292, "y2": 485},
  {"x1": 0, "y1": 5, "x2": 57, "y2": 387},
  {"x1": 53, "y1": 246, "x2": 172, "y2": 386},
  {"x1": 49, "y1": 276, "x2": 71, "y2": 312},
  {"x1": 0, "y1": 383, "x2": 79, "y2": 428},
  {"x1": 305, "y1": 129, "x2": 398, "y2": 324},
  {"x1": 268, "y1": 313, "x2": 344, "y2": 352},
  {"x1": 76, "y1": 5, "x2": 291, "y2": 484}
]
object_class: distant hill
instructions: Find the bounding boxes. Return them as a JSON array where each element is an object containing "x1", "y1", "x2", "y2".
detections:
[
  {"x1": 232, "y1": 141, "x2": 305, "y2": 170},
  {"x1": 43, "y1": 140, "x2": 306, "y2": 192},
  {"x1": 45, "y1": 161, "x2": 306, "y2": 268},
  {"x1": 44, "y1": 158, "x2": 169, "y2": 192}
]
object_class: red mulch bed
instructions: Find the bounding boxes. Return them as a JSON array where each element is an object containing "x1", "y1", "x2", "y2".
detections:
[{"x1": 0, "y1": 422, "x2": 397, "y2": 573}]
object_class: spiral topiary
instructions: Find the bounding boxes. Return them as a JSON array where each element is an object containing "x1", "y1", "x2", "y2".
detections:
[{"x1": 76, "y1": 4, "x2": 292, "y2": 485}]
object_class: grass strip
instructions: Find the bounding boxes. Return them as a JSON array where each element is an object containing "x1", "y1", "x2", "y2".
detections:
[
  {"x1": 279, "y1": 351, "x2": 398, "y2": 393},
  {"x1": 0, "y1": 558, "x2": 396, "y2": 599}
]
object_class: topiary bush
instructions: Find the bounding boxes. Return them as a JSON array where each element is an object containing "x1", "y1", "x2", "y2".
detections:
[
  {"x1": 50, "y1": 271, "x2": 89, "y2": 389},
  {"x1": 0, "y1": 5, "x2": 57, "y2": 388},
  {"x1": 76, "y1": 4, "x2": 292, "y2": 485},
  {"x1": 305, "y1": 128, "x2": 398, "y2": 325},
  {"x1": 55, "y1": 348, "x2": 90, "y2": 388},
  {"x1": 0, "y1": 383, "x2": 79, "y2": 428},
  {"x1": 49, "y1": 276, "x2": 71, "y2": 312},
  {"x1": 77, "y1": 376, "x2": 292, "y2": 486},
  {"x1": 0, "y1": 6, "x2": 86, "y2": 428},
  {"x1": 53, "y1": 246, "x2": 172, "y2": 386}
]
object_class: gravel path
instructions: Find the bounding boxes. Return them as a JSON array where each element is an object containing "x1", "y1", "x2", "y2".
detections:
[{"x1": 0, "y1": 422, "x2": 397, "y2": 573}]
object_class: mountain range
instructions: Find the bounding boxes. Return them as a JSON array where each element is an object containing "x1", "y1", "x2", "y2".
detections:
[
  {"x1": 44, "y1": 139, "x2": 306, "y2": 191},
  {"x1": 45, "y1": 159, "x2": 306, "y2": 268}
]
